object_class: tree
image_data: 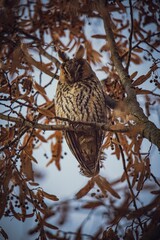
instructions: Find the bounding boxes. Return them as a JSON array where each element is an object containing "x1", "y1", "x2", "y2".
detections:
[{"x1": 0, "y1": 0, "x2": 160, "y2": 239}]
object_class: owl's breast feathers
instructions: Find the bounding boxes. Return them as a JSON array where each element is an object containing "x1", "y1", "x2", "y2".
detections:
[
  {"x1": 56, "y1": 76, "x2": 107, "y2": 122},
  {"x1": 55, "y1": 52, "x2": 109, "y2": 177}
]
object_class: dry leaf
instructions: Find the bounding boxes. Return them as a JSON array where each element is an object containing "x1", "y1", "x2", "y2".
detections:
[
  {"x1": 133, "y1": 64, "x2": 157, "y2": 86},
  {"x1": 130, "y1": 71, "x2": 138, "y2": 80},
  {"x1": 33, "y1": 81, "x2": 47, "y2": 96},
  {"x1": 75, "y1": 178, "x2": 94, "y2": 199},
  {"x1": 91, "y1": 34, "x2": 106, "y2": 39},
  {"x1": 44, "y1": 222, "x2": 59, "y2": 230},
  {"x1": 82, "y1": 201, "x2": 103, "y2": 209},
  {"x1": 38, "y1": 108, "x2": 55, "y2": 118},
  {"x1": 95, "y1": 176, "x2": 121, "y2": 199},
  {"x1": 34, "y1": 130, "x2": 47, "y2": 143},
  {"x1": 42, "y1": 190, "x2": 59, "y2": 201}
]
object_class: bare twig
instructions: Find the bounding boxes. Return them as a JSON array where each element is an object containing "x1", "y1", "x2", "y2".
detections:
[{"x1": 126, "y1": 0, "x2": 134, "y2": 71}]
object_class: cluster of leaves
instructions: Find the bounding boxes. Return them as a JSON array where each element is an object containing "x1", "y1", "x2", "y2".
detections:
[{"x1": 0, "y1": 0, "x2": 160, "y2": 239}]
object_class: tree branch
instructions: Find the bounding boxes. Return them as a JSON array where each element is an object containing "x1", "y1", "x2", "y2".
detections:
[
  {"x1": 121, "y1": 32, "x2": 160, "y2": 59},
  {"x1": 38, "y1": 45, "x2": 61, "y2": 68},
  {"x1": 21, "y1": 43, "x2": 59, "y2": 79},
  {"x1": 126, "y1": 0, "x2": 134, "y2": 71},
  {"x1": 0, "y1": 113, "x2": 130, "y2": 133},
  {"x1": 97, "y1": 0, "x2": 160, "y2": 150}
]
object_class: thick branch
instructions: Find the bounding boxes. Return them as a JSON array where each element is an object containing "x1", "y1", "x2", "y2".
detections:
[
  {"x1": 0, "y1": 113, "x2": 130, "y2": 133},
  {"x1": 97, "y1": 0, "x2": 160, "y2": 149}
]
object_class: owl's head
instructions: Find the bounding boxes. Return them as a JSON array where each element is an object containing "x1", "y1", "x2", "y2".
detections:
[{"x1": 59, "y1": 46, "x2": 94, "y2": 84}]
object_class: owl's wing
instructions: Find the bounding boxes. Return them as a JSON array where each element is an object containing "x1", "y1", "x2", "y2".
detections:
[{"x1": 64, "y1": 129, "x2": 104, "y2": 177}]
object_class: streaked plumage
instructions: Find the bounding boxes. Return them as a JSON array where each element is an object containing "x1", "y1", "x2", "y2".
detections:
[{"x1": 55, "y1": 46, "x2": 109, "y2": 177}]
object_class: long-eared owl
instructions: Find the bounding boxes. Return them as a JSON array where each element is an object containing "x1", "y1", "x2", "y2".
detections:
[{"x1": 55, "y1": 46, "x2": 110, "y2": 177}]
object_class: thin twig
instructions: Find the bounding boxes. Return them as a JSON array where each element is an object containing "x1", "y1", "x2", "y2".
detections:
[
  {"x1": 38, "y1": 45, "x2": 60, "y2": 68},
  {"x1": 115, "y1": 133, "x2": 144, "y2": 231},
  {"x1": 151, "y1": 173, "x2": 160, "y2": 187},
  {"x1": 126, "y1": 0, "x2": 134, "y2": 71},
  {"x1": 121, "y1": 32, "x2": 160, "y2": 59}
]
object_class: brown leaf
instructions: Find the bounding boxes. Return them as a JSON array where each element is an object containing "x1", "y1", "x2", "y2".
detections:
[
  {"x1": 46, "y1": 156, "x2": 55, "y2": 167},
  {"x1": 116, "y1": 0, "x2": 126, "y2": 12},
  {"x1": 33, "y1": 81, "x2": 47, "y2": 96},
  {"x1": 29, "y1": 182, "x2": 39, "y2": 186},
  {"x1": 131, "y1": 53, "x2": 142, "y2": 64},
  {"x1": 75, "y1": 178, "x2": 94, "y2": 199},
  {"x1": 21, "y1": 151, "x2": 34, "y2": 180},
  {"x1": 133, "y1": 64, "x2": 157, "y2": 86},
  {"x1": 0, "y1": 127, "x2": 14, "y2": 144},
  {"x1": 44, "y1": 221, "x2": 59, "y2": 230},
  {"x1": 38, "y1": 107, "x2": 55, "y2": 118},
  {"x1": 42, "y1": 191, "x2": 59, "y2": 201},
  {"x1": 10, "y1": 202, "x2": 22, "y2": 221},
  {"x1": 135, "y1": 88, "x2": 154, "y2": 95},
  {"x1": 130, "y1": 71, "x2": 138, "y2": 80},
  {"x1": 95, "y1": 176, "x2": 121, "y2": 199},
  {"x1": 21, "y1": 43, "x2": 56, "y2": 78},
  {"x1": 145, "y1": 158, "x2": 151, "y2": 177},
  {"x1": 82, "y1": 201, "x2": 103, "y2": 209},
  {"x1": 4, "y1": 164, "x2": 12, "y2": 190},
  {"x1": 24, "y1": 149, "x2": 38, "y2": 163},
  {"x1": 137, "y1": 167, "x2": 145, "y2": 191},
  {"x1": 151, "y1": 190, "x2": 160, "y2": 195},
  {"x1": 34, "y1": 131, "x2": 47, "y2": 143},
  {"x1": 133, "y1": 75, "x2": 148, "y2": 86},
  {"x1": 46, "y1": 132, "x2": 62, "y2": 170},
  {"x1": 0, "y1": 84, "x2": 9, "y2": 94},
  {"x1": 121, "y1": 161, "x2": 132, "y2": 182},
  {"x1": 37, "y1": 190, "x2": 44, "y2": 203},
  {"x1": 114, "y1": 32, "x2": 126, "y2": 38},
  {"x1": 131, "y1": 171, "x2": 139, "y2": 188},
  {"x1": 91, "y1": 34, "x2": 106, "y2": 39},
  {"x1": 91, "y1": 50, "x2": 102, "y2": 64}
]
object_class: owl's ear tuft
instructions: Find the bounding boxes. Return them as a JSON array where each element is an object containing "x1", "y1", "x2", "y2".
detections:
[
  {"x1": 58, "y1": 49, "x2": 69, "y2": 62},
  {"x1": 75, "y1": 45, "x2": 85, "y2": 60}
]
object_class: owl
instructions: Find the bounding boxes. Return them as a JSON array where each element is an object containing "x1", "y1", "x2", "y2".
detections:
[{"x1": 55, "y1": 46, "x2": 110, "y2": 177}]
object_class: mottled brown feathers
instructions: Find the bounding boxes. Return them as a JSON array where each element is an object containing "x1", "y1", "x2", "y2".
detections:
[{"x1": 55, "y1": 46, "x2": 109, "y2": 177}]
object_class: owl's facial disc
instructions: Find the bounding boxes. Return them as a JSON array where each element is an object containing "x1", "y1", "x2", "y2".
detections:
[
  {"x1": 61, "y1": 59, "x2": 83, "y2": 83},
  {"x1": 60, "y1": 58, "x2": 93, "y2": 84}
]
